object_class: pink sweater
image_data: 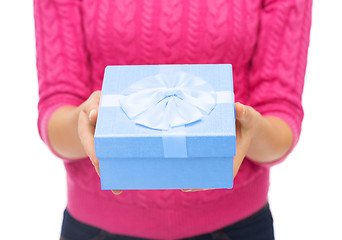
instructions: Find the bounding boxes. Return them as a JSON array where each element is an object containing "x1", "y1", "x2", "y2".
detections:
[{"x1": 34, "y1": 0, "x2": 312, "y2": 239}]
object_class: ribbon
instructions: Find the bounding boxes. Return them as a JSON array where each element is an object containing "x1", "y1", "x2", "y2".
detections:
[{"x1": 119, "y1": 71, "x2": 217, "y2": 130}]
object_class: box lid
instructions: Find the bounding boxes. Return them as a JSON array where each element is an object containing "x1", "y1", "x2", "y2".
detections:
[{"x1": 94, "y1": 64, "x2": 236, "y2": 158}]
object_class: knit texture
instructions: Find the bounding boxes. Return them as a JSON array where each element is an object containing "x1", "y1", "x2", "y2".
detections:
[{"x1": 34, "y1": 0, "x2": 312, "y2": 239}]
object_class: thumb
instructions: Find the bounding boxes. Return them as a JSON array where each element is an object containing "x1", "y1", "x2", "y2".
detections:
[
  {"x1": 85, "y1": 90, "x2": 101, "y2": 125},
  {"x1": 235, "y1": 102, "x2": 247, "y2": 121},
  {"x1": 88, "y1": 108, "x2": 98, "y2": 125}
]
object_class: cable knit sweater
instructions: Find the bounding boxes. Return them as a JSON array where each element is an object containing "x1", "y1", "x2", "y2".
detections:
[{"x1": 34, "y1": 0, "x2": 312, "y2": 239}]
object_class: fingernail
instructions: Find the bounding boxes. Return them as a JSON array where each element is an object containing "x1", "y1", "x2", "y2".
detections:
[{"x1": 89, "y1": 109, "x2": 95, "y2": 121}]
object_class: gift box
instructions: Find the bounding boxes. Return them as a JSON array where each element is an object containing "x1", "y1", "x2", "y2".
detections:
[{"x1": 94, "y1": 64, "x2": 236, "y2": 190}]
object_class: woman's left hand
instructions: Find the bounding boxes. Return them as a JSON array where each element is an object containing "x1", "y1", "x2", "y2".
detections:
[{"x1": 182, "y1": 102, "x2": 262, "y2": 192}]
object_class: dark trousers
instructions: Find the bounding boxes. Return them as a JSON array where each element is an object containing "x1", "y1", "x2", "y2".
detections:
[{"x1": 61, "y1": 203, "x2": 274, "y2": 240}]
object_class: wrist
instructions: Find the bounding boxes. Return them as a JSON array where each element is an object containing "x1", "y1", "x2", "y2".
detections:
[
  {"x1": 47, "y1": 105, "x2": 87, "y2": 160},
  {"x1": 246, "y1": 114, "x2": 293, "y2": 163}
]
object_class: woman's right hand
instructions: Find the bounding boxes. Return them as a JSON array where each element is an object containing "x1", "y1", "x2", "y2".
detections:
[{"x1": 77, "y1": 90, "x2": 122, "y2": 195}]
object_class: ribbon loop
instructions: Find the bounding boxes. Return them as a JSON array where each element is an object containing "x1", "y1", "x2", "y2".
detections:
[{"x1": 119, "y1": 71, "x2": 217, "y2": 130}]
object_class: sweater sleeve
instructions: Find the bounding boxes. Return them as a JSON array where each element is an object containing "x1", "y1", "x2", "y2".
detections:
[
  {"x1": 34, "y1": 0, "x2": 91, "y2": 150},
  {"x1": 247, "y1": 0, "x2": 312, "y2": 167}
]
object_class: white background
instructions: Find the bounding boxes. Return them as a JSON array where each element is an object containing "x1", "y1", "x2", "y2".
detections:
[{"x1": 0, "y1": 1, "x2": 341, "y2": 239}]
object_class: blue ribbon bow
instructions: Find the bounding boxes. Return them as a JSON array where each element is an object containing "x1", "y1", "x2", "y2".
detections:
[{"x1": 119, "y1": 71, "x2": 217, "y2": 130}]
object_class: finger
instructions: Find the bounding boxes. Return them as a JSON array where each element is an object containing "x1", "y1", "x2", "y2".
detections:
[
  {"x1": 112, "y1": 190, "x2": 123, "y2": 195},
  {"x1": 78, "y1": 110, "x2": 100, "y2": 175},
  {"x1": 181, "y1": 189, "x2": 212, "y2": 192},
  {"x1": 84, "y1": 91, "x2": 101, "y2": 125},
  {"x1": 235, "y1": 102, "x2": 247, "y2": 121},
  {"x1": 182, "y1": 189, "x2": 194, "y2": 192},
  {"x1": 88, "y1": 108, "x2": 98, "y2": 124}
]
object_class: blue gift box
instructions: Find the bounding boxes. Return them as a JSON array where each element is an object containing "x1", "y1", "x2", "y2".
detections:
[{"x1": 94, "y1": 64, "x2": 236, "y2": 190}]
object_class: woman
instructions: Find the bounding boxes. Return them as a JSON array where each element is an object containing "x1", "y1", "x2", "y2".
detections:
[{"x1": 34, "y1": 0, "x2": 312, "y2": 239}]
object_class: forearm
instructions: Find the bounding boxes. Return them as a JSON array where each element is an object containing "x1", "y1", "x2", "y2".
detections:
[
  {"x1": 47, "y1": 105, "x2": 87, "y2": 160},
  {"x1": 246, "y1": 115, "x2": 293, "y2": 164}
]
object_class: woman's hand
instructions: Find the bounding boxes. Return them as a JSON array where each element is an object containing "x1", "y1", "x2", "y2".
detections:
[
  {"x1": 182, "y1": 102, "x2": 262, "y2": 192},
  {"x1": 232, "y1": 102, "x2": 262, "y2": 177},
  {"x1": 78, "y1": 91, "x2": 123, "y2": 195}
]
